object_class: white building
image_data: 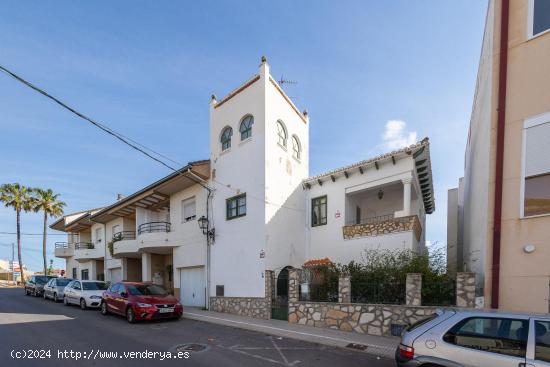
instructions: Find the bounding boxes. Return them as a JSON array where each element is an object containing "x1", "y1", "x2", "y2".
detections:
[{"x1": 53, "y1": 58, "x2": 435, "y2": 317}]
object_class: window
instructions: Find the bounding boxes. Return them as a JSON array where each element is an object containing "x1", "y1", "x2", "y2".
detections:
[
  {"x1": 311, "y1": 196, "x2": 327, "y2": 227},
  {"x1": 443, "y1": 317, "x2": 528, "y2": 358},
  {"x1": 182, "y1": 197, "x2": 196, "y2": 222},
  {"x1": 73, "y1": 281, "x2": 82, "y2": 289},
  {"x1": 216, "y1": 285, "x2": 224, "y2": 297},
  {"x1": 221, "y1": 126, "x2": 233, "y2": 151},
  {"x1": 226, "y1": 194, "x2": 246, "y2": 220},
  {"x1": 277, "y1": 120, "x2": 287, "y2": 147},
  {"x1": 535, "y1": 320, "x2": 550, "y2": 362},
  {"x1": 292, "y1": 135, "x2": 301, "y2": 160},
  {"x1": 72, "y1": 267, "x2": 77, "y2": 279},
  {"x1": 112, "y1": 224, "x2": 120, "y2": 238},
  {"x1": 523, "y1": 117, "x2": 550, "y2": 217},
  {"x1": 239, "y1": 115, "x2": 254, "y2": 140},
  {"x1": 531, "y1": 0, "x2": 550, "y2": 37},
  {"x1": 95, "y1": 227, "x2": 102, "y2": 243},
  {"x1": 81, "y1": 270, "x2": 89, "y2": 281}
]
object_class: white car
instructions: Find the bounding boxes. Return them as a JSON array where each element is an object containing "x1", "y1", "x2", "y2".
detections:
[{"x1": 63, "y1": 280, "x2": 109, "y2": 309}]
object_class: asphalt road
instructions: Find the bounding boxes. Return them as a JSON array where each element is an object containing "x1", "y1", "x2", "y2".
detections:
[{"x1": 0, "y1": 288, "x2": 395, "y2": 367}]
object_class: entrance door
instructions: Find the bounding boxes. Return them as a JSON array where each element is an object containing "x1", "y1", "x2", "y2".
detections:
[
  {"x1": 179, "y1": 267, "x2": 205, "y2": 307},
  {"x1": 110, "y1": 268, "x2": 122, "y2": 283},
  {"x1": 271, "y1": 267, "x2": 289, "y2": 320}
]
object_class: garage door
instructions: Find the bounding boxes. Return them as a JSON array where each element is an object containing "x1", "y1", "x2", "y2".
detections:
[
  {"x1": 180, "y1": 267, "x2": 205, "y2": 307},
  {"x1": 110, "y1": 268, "x2": 122, "y2": 283}
]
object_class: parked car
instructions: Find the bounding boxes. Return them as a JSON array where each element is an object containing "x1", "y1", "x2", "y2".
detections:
[
  {"x1": 101, "y1": 282, "x2": 183, "y2": 323},
  {"x1": 63, "y1": 280, "x2": 108, "y2": 309},
  {"x1": 43, "y1": 277, "x2": 73, "y2": 302},
  {"x1": 24, "y1": 275, "x2": 56, "y2": 297},
  {"x1": 396, "y1": 308, "x2": 550, "y2": 367}
]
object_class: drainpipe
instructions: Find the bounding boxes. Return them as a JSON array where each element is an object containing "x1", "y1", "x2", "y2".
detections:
[{"x1": 491, "y1": 0, "x2": 509, "y2": 310}]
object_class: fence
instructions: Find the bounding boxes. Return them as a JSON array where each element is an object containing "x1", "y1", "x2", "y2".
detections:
[
  {"x1": 422, "y1": 277, "x2": 456, "y2": 306},
  {"x1": 299, "y1": 266, "x2": 338, "y2": 302},
  {"x1": 351, "y1": 280, "x2": 406, "y2": 304}
]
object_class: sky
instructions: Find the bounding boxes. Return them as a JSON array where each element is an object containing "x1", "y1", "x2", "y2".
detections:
[{"x1": 0, "y1": 1, "x2": 488, "y2": 272}]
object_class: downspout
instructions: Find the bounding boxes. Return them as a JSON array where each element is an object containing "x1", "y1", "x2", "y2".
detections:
[
  {"x1": 491, "y1": 0, "x2": 509, "y2": 309},
  {"x1": 103, "y1": 223, "x2": 107, "y2": 281}
]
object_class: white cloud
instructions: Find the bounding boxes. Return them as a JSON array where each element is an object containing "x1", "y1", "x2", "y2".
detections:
[{"x1": 381, "y1": 120, "x2": 417, "y2": 151}]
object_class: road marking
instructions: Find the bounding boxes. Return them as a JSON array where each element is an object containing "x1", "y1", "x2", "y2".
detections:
[{"x1": 0, "y1": 312, "x2": 73, "y2": 325}]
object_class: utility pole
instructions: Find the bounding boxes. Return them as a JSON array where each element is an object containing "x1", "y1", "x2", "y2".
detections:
[{"x1": 11, "y1": 242, "x2": 15, "y2": 283}]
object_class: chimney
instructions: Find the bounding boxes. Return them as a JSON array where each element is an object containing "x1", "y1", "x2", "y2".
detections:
[{"x1": 117, "y1": 194, "x2": 124, "y2": 201}]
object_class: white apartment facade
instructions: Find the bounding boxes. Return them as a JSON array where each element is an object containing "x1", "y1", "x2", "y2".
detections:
[{"x1": 53, "y1": 58, "x2": 435, "y2": 317}]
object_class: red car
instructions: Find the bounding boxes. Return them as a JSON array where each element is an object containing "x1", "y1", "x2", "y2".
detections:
[{"x1": 101, "y1": 282, "x2": 183, "y2": 323}]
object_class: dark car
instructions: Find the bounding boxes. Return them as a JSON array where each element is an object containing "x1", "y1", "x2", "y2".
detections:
[
  {"x1": 101, "y1": 282, "x2": 183, "y2": 323},
  {"x1": 25, "y1": 275, "x2": 56, "y2": 297}
]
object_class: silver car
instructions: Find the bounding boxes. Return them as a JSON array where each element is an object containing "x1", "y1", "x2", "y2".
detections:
[
  {"x1": 396, "y1": 309, "x2": 550, "y2": 367},
  {"x1": 43, "y1": 277, "x2": 73, "y2": 302}
]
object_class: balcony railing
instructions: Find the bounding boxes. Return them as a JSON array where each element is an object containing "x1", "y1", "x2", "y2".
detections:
[
  {"x1": 345, "y1": 214, "x2": 395, "y2": 226},
  {"x1": 343, "y1": 215, "x2": 422, "y2": 241},
  {"x1": 75, "y1": 242, "x2": 94, "y2": 250},
  {"x1": 138, "y1": 221, "x2": 171, "y2": 235},
  {"x1": 113, "y1": 231, "x2": 136, "y2": 241},
  {"x1": 55, "y1": 242, "x2": 69, "y2": 249}
]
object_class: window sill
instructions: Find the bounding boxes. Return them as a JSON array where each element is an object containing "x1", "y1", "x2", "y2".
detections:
[
  {"x1": 520, "y1": 212, "x2": 550, "y2": 220},
  {"x1": 239, "y1": 137, "x2": 252, "y2": 146},
  {"x1": 277, "y1": 143, "x2": 287, "y2": 151},
  {"x1": 527, "y1": 28, "x2": 550, "y2": 42},
  {"x1": 226, "y1": 214, "x2": 246, "y2": 221},
  {"x1": 220, "y1": 147, "x2": 231, "y2": 156},
  {"x1": 292, "y1": 156, "x2": 301, "y2": 164}
]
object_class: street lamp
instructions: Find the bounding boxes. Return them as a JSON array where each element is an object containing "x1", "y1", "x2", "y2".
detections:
[{"x1": 197, "y1": 215, "x2": 215, "y2": 242}]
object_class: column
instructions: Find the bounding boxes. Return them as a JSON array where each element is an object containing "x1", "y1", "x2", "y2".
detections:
[
  {"x1": 265, "y1": 270, "x2": 274, "y2": 320},
  {"x1": 406, "y1": 273, "x2": 422, "y2": 306},
  {"x1": 456, "y1": 272, "x2": 476, "y2": 307},
  {"x1": 141, "y1": 253, "x2": 152, "y2": 282},
  {"x1": 402, "y1": 177, "x2": 412, "y2": 216},
  {"x1": 288, "y1": 268, "x2": 302, "y2": 303},
  {"x1": 338, "y1": 274, "x2": 351, "y2": 303},
  {"x1": 121, "y1": 258, "x2": 128, "y2": 281}
]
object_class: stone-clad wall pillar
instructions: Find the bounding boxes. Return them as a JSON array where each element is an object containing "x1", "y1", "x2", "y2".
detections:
[
  {"x1": 265, "y1": 270, "x2": 274, "y2": 319},
  {"x1": 338, "y1": 275, "x2": 351, "y2": 303},
  {"x1": 406, "y1": 273, "x2": 422, "y2": 306},
  {"x1": 288, "y1": 268, "x2": 302, "y2": 303},
  {"x1": 456, "y1": 272, "x2": 476, "y2": 307}
]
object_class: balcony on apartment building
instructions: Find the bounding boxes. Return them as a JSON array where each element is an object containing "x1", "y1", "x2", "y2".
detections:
[
  {"x1": 112, "y1": 230, "x2": 139, "y2": 258},
  {"x1": 137, "y1": 220, "x2": 175, "y2": 253},
  {"x1": 54, "y1": 242, "x2": 74, "y2": 257},
  {"x1": 342, "y1": 179, "x2": 423, "y2": 243},
  {"x1": 74, "y1": 241, "x2": 104, "y2": 262}
]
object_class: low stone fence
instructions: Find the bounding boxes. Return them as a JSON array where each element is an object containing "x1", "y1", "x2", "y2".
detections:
[{"x1": 210, "y1": 297, "x2": 270, "y2": 319}]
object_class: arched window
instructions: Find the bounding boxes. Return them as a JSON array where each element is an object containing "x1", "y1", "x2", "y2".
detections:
[
  {"x1": 239, "y1": 115, "x2": 254, "y2": 140},
  {"x1": 292, "y1": 135, "x2": 301, "y2": 160},
  {"x1": 277, "y1": 120, "x2": 287, "y2": 147},
  {"x1": 220, "y1": 126, "x2": 233, "y2": 151}
]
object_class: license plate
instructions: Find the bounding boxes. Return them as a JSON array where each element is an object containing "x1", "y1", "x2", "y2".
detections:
[{"x1": 159, "y1": 308, "x2": 174, "y2": 313}]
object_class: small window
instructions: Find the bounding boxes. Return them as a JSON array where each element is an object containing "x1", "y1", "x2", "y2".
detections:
[
  {"x1": 532, "y1": 0, "x2": 550, "y2": 37},
  {"x1": 535, "y1": 320, "x2": 550, "y2": 363},
  {"x1": 311, "y1": 196, "x2": 327, "y2": 227},
  {"x1": 74, "y1": 281, "x2": 82, "y2": 289},
  {"x1": 443, "y1": 317, "x2": 528, "y2": 358},
  {"x1": 226, "y1": 194, "x2": 246, "y2": 220},
  {"x1": 72, "y1": 268, "x2": 77, "y2": 279},
  {"x1": 523, "y1": 119, "x2": 550, "y2": 216},
  {"x1": 112, "y1": 224, "x2": 120, "y2": 238},
  {"x1": 221, "y1": 126, "x2": 233, "y2": 151},
  {"x1": 95, "y1": 227, "x2": 102, "y2": 243},
  {"x1": 292, "y1": 135, "x2": 301, "y2": 160},
  {"x1": 239, "y1": 115, "x2": 254, "y2": 140},
  {"x1": 182, "y1": 197, "x2": 196, "y2": 222},
  {"x1": 216, "y1": 285, "x2": 224, "y2": 297},
  {"x1": 81, "y1": 270, "x2": 89, "y2": 281},
  {"x1": 277, "y1": 120, "x2": 287, "y2": 147}
]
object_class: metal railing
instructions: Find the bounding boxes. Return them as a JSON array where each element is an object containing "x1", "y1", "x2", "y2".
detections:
[
  {"x1": 345, "y1": 214, "x2": 395, "y2": 226},
  {"x1": 137, "y1": 221, "x2": 171, "y2": 235},
  {"x1": 55, "y1": 242, "x2": 69, "y2": 249},
  {"x1": 75, "y1": 242, "x2": 94, "y2": 250},
  {"x1": 112, "y1": 231, "x2": 136, "y2": 241}
]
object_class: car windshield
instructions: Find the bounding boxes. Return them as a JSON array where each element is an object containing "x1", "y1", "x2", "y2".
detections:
[
  {"x1": 35, "y1": 276, "x2": 50, "y2": 284},
  {"x1": 82, "y1": 282, "x2": 108, "y2": 290},
  {"x1": 127, "y1": 284, "x2": 168, "y2": 296},
  {"x1": 56, "y1": 279, "x2": 72, "y2": 286}
]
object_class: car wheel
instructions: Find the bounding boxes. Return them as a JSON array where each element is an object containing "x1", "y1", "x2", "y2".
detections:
[
  {"x1": 53, "y1": 293, "x2": 58, "y2": 302},
  {"x1": 43, "y1": 292, "x2": 47, "y2": 300},
  {"x1": 101, "y1": 302, "x2": 109, "y2": 316},
  {"x1": 126, "y1": 307, "x2": 135, "y2": 323},
  {"x1": 25, "y1": 288, "x2": 29, "y2": 296},
  {"x1": 33, "y1": 289, "x2": 38, "y2": 297},
  {"x1": 64, "y1": 296, "x2": 69, "y2": 306},
  {"x1": 80, "y1": 298, "x2": 87, "y2": 310}
]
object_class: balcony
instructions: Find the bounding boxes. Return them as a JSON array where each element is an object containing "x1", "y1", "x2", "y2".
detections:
[
  {"x1": 74, "y1": 242, "x2": 104, "y2": 262},
  {"x1": 137, "y1": 221, "x2": 175, "y2": 253},
  {"x1": 112, "y1": 231, "x2": 139, "y2": 258},
  {"x1": 54, "y1": 242, "x2": 74, "y2": 258},
  {"x1": 342, "y1": 214, "x2": 422, "y2": 241}
]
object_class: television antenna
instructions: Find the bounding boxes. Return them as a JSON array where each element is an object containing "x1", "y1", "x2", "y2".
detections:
[{"x1": 277, "y1": 75, "x2": 298, "y2": 86}]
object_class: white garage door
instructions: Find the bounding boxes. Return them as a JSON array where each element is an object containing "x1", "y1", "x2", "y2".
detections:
[
  {"x1": 110, "y1": 268, "x2": 122, "y2": 283},
  {"x1": 180, "y1": 267, "x2": 205, "y2": 307}
]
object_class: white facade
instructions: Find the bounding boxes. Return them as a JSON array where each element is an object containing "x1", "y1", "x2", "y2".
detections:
[{"x1": 53, "y1": 59, "x2": 435, "y2": 307}]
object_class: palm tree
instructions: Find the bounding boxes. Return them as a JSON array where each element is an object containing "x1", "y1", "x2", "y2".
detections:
[
  {"x1": 32, "y1": 188, "x2": 65, "y2": 276},
  {"x1": 0, "y1": 183, "x2": 34, "y2": 284}
]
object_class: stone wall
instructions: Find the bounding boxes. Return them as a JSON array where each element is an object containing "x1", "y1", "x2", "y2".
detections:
[
  {"x1": 456, "y1": 272, "x2": 476, "y2": 307},
  {"x1": 342, "y1": 215, "x2": 422, "y2": 241},
  {"x1": 288, "y1": 301, "x2": 437, "y2": 336},
  {"x1": 406, "y1": 273, "x2": 422, "y2": 306},
  {"x1": 210, "y1": 297, "x2": 269, "y2": 319}
]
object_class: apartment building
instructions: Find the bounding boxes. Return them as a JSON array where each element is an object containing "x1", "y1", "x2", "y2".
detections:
[
  {"x1": 448, "y1": 0, "x2": 550, "y2": 313},
  {"x1": 53, "y1": 58, "x2": 435, "y2": 316}
]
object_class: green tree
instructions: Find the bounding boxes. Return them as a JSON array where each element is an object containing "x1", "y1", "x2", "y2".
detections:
[
  {"x1": 0, "y1": 183, "x2": 34, "y2": 283},
  {"x1": 32, "y1": 188, "x2": 65, "y2": 276}
]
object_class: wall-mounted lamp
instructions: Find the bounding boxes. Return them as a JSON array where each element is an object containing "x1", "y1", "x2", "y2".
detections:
[
  {"x1": 523, "y1": 244, "x2": 536, "y2": 254},
  {"x1": 378, "y1": 189, "x2": 384, "y2": 200},
  {"x1": 198, "y1": 215, "x2": 215, "y2": 242}
]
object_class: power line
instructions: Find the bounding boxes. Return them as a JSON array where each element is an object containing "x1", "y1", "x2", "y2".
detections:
[
  {"x1": 0, "y1": 231, "x2": 66, "y2": 236},
  {"x1": 0, "y1": 64, "x2": 305, "y2": 213}
]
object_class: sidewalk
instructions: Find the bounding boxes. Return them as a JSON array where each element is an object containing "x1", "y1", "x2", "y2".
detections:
[{"x1": 182, "y1": 307, "x2": 399, "y2": 359}]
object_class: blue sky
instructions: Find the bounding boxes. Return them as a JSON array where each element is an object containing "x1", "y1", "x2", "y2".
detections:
[{"x1": 0, "y1": 1, "x2": 487, "y2": 271}]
